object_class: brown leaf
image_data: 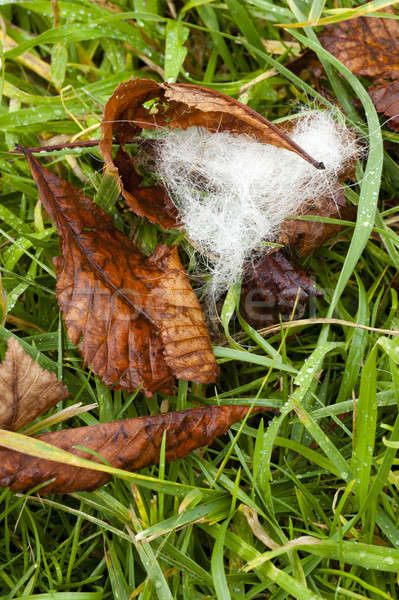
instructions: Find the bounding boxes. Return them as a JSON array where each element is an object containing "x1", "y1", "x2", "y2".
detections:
[
  {"x1": 21, "y1": 148, "x2": 219, "y2": 396},
  {"x1": 0, "y1": 405, "x2": 264, "y2": 493},
  {"x1": 279, "y1": 187, "x2": 356, "y2": 257},
  {"x1": 241, "y1": 190, "x2": 356, "y2": 328},
  {"x1": 288, "y1": 49, "x2": 325, "y2": 81},
  {"x1": 0, "y1": 337, "x2": 68, "y2": 431},
  {"x1": 240, "y1": 250, "x2": 319, "y2": 328},
  {"x1": 319, "y1": 8, "x2": 399, "y2": 130},
  {"x1": 320, "y1": 8, "x2": 399, "y2": 79},
  {"x1": 369, "y1": 79, "x2": 399, "y2": 131},
  {"x1": 100, "y1": 77, "x2": 324, "y2": 227}
]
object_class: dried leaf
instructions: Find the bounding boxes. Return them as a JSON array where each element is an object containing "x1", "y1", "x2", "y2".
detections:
[
  {"x1": 369, "y1": 79, "x2": 399, "y2": 131},
  {"x1": 0, "y1": 337, "x2": 68, "y2": 431},
  {"x1": 279, "y1": 188, "x2": 356, "y2": 257},
  {"x1": 291, "y1": 10, "x2": 399, "y2": 129},
  {"x1": 21, "y1": 148, "x2": 218, "y2": 396},
  {"x1": 0, "y1": 405, "x2": 263, "y2": 493},
  {"x1": 241, "y1": 190, "x2": 356, "y2": 327},
  {"x1": 100, "y1": 77, "x2": 324, "y2": 226},
  {"x1": 320, "y1": 8, "x2": 399, "y2": 79},
  {"x1": 240, "y1": 250, "x2": 319, "y2": 328},
  {"x1": 319, "y1": 8, "x2": 399, "y2": 130}
]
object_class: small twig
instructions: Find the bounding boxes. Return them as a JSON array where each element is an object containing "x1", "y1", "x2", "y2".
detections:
[
  {"x1": 239, "y1": 69, "x2": 277, "y2": 94},
  {"x1": 5, "y1": 314, "x2": 45, "y2": 333},
  {"x1": 10, "y1": 140, "x2": 102, "y2": 154}
]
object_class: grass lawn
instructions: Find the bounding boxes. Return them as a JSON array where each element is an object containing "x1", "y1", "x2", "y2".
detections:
[{"x1": 1, "y1": 0, "x2": 399, "y2": 598}]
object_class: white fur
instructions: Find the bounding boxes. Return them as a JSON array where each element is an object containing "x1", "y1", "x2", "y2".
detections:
[{"x1": 149, "y1": 111, "x2": 359, "y2": 297}]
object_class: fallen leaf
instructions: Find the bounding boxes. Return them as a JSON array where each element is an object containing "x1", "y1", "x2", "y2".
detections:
[
  {"x1": 319, "y1": 8, "x2": 399, "y2": 130},
  {"x1": 113, "y1": 146, "x2": 179, "y2": 229},
  {"x1": 0, "y1": 405, "x2": 264, "y2": 493},
  {"x1": 279, "y1": 187, "x2": 356, "y2": 257},
  {"x1": 240, "y1": 250, "x2": 319, "y2": 328},
  {"x1": 21, "y1": 147, "x2": 218, "y2": 396},
  {"x1": 240, "y1": 189, "x2": 356, "y2": 327},
  {"x1": 100, "y1": 77, "x2": 324, "y2": 227},
  {"x1": 320, "y1": 8, "x2": 399, "y2": 79},
  {"x1": 0, "y1": 337, "x2": 68, "y2": 431},
  {"x1": 369, "y1": 79, "x2": 399, "y2": 131}
]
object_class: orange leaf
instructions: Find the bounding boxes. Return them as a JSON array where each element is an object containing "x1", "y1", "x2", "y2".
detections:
[
  {"x1": 0, "y1": 405, "x2": 264, "y2": 493},
  {"x1": 319, "y1": 7, "x2": 399, "y2": 131},
  {"x1": 21, "y1": 148, "x2": 218, "y2": 396}
]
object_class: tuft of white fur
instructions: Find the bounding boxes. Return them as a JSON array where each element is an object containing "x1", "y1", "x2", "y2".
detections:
[{"x1": 149, "y1": 111, "x2": 360, "y2": 298}]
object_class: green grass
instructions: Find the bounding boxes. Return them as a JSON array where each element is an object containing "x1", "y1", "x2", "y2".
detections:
[{"x1": 1, "y1": 0, "x2": 399, "y2": 598}]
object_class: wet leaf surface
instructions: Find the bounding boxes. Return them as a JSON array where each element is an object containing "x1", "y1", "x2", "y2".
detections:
[
  {"x1": 369, "y1": 80, "x2": 399, "y2": 131},
  {"x1": 0, "y1": 337, "x2": 68, "y2": 431},
  {"x1": 240, "y1": 250, "x2": 319, "y2": 328},
  {"x1": 21, "y1": 148, "x2": 218, "y2": 396},
  {"x1": 319, "y1": 8, "x2": 399, "y2": 130},
  {"x1": 320, "y1": 8, "x2": 399, "y2": 79},
  {"x1": 0, "y1": 405, "x2": 262, "y2": 493}
]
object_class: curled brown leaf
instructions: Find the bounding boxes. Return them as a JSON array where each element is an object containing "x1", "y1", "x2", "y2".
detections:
[
  {"x1": 21, "y1": 148, "x2": 218, "y2": 396},
  {"x1": 240, "y1": 250, "x2": 320, "y2": 328},
  {"x1": 0, "y1": 405, "x2": 264, "y2": 493},
  {"x1": 0, "y1": 337, "x2": 68, "y2": 431},
  {"x1": 100, "y1": 77, "x2": 324, "y2": 227}
]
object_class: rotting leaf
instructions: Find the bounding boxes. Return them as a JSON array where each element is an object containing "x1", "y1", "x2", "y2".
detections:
[
  {"x1": 240, "y1": 250, "x2": 319, "y2": 328},
  {"x1": 279, "y1": 187, "x2": 356, "y2": 257},
  {"x1": 0, "y1": 405, "x2": 266, "y2": 494},
  {"x1": 320, "y1": 8, "x2": 399, "y2": 79},
  {"x1": 0, "y1": 337, "x2": 68, "y2": 431},
  {"x1": 319, "y1": 7, "x2": 399, "y2": 130},
  {"x1": 241, "y1": 189, "x2": 356, "y2": 326},
  {"x1": 100, "y1": 77, "x2": 324, "y2": 227},
  {"x1": 368, "y1": 80, "x2": 399, "y2": 131},
  {"x1": 21, "y1": 147, "x2": 219, "y2": 396}
]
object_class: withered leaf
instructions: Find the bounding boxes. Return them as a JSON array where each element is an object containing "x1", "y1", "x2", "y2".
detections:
[
  {"x1": 22, "y1": 148, "x2": 218, "y2": 396},
  {"x1": 319, "y1": 8, "x2": 399, "y2": 130},
  {"x1": 369, "y1": 80, "x2": 399, "y2": 131},
  {"x1": 241, "y1": 190, "x2": 355, "y2": 327},
  {"x1": 0, "y1": 337, "x2": 68, "y2": 431},
  {"x1": 240, "y1": 250, "x2": 319, "y2": 328},
  {"x1": 279, "y1": 188, "x2": 356, "y2": 257},
  {"x1": 0, "y1": 405, "x2": 264, "y2": 493},
  {"x1": 320, "y1": 8, "x2": 399, "y2": 79},
  {"x1": 100, "y1": 77, "x2": 324, "y2": 227}
]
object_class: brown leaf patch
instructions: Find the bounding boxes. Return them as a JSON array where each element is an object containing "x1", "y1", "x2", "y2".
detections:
[
  {"x1": 369, "y1": 79, "x2": 399, "y2": 131},
  {"x1": 279, "y1": 188, "x2": 356, "y2": 257},
  {"x1": 0, "y1": 405, "x2": 263, "y2": 493},
  {"x1": 320, "y1": 8, "x2": 399, "y2": 79},
  {"x1": 318, "y1": 8, "x2": 399, "y2": 130},
  {"x1": 100, "y1": 77, "x2": 324, "y2": 227},
  {"x1": 240, "y1": 251, "x2": 319, "y2": 328},
  {"x1": 22, "y1": 148, "x2": 218, "y2": 396},
  {"x1": 0, "y1": 337, "x2": 68, "y2": 431},
  {"x1": 113, "y1": 146, "x2": 179, "y2": 228}
]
